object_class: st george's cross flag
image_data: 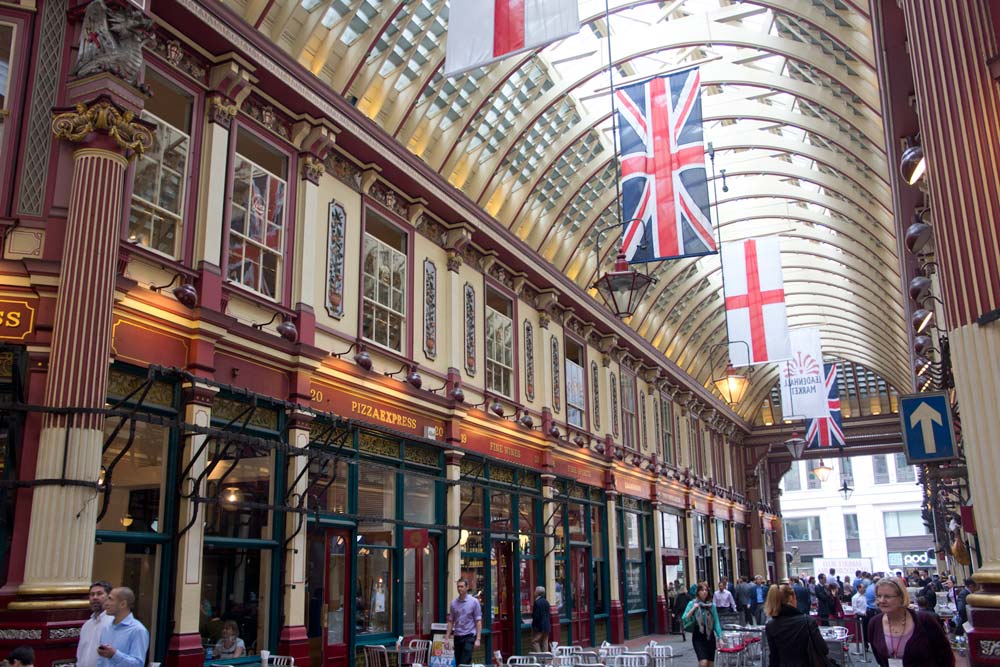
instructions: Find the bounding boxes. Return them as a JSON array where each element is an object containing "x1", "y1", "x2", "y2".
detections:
[
  {"x1": 805, "y1": 363, "x2": 845, "y2": 448},
  {"x1": 722, "y1": 237, "x2": 791, "y2": 366},
  {"x1": 444, "y1": 0, "x2": 580, "y2": 77},
  {"x1": 779, "y1": 328, "x2": 828, "y2": 419},
  {"x1": 615, "y1": 68, "x2": 716, "y2": 262}
]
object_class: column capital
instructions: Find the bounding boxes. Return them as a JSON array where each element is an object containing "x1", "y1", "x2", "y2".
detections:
[
  {"x1": 181, "y1": 380, "x2": 220, "y2": 406},
  {"x1": 51, "y1": 95, "x2": 154, "y2": 159}
]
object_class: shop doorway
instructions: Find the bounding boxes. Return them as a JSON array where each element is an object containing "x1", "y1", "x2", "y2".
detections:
[
  {"x1": 403, "y1": 535, "x2": 437, "y2": 638},
  {"x1": 569, "y1": 547, "x2": 590, "y2": 646},
  {"x1": 306, "y1": 527, "x2": 351, "y2": 667},
  {"x1": 492, "y1": 541, "x2": 516, "y2": 656}
]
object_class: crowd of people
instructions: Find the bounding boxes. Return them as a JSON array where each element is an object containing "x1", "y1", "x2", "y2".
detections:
[{"x1": 666, "y1": 567, "x2": 967, "y2": 667}]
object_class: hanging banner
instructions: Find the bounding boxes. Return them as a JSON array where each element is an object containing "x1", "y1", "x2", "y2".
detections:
[
  {"x1": 722, "y1": 236, "x2": 791, "y2": 366},
  {"x1": 779, "y1": 328, "x2": 827, "y2": 419}
]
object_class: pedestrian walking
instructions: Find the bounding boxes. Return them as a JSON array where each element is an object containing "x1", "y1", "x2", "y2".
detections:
[
  {"x1": 97, "y1": 587, "x2": 149, "y2": 667},
  {"x1": 530, "y1": 586, "x2": 551, "y2": 653},
  {"x1": 446, "y1": 579, "x2": 482, "y2": 666},
  {"x1": 682, "y1": 583, "x2": 723, "y2": 667},
  {"x1": 868, "y1": 577, "x2": 954, "y2": 666},
  {"x1": 78, "y1": 581, "x2": 113, "y2": 667},
  {"x1": 764, "y1": 583, "x2": 829, "y2": 667}
]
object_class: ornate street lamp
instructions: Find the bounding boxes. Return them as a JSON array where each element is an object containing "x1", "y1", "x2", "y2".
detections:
[
  {"x1": 592, "y1": 249, "x2": 654, "y2": 318},
  {"x1": 713, "y1": 363, "x2": 749, "y2": 407},
  {"x1": 811, "y1": 459, "x2": 833, "y2": 482}
]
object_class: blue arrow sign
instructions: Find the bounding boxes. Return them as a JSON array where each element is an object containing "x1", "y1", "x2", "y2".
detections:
[{"x1": 898, "y1": 392, "x2": 956, "y2": 464}]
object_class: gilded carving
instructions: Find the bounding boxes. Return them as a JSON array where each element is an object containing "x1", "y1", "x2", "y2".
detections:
[
  {"x1": 551, "y1": 335, "x2": 561, "y2": 414},
  {"x1": 464, "y1": 283, "x2": 476, "y2": 376},
  {"x1": 147, "y1": 33, "x2": 208, "y2": 82},
  {"x1": 591, "y1": 360, "x2": 601, "y2": 431},
  {"x1": 49, "y1": 627, "x2": 81, "y2": 640},
  {"x1": 359, "y1": 432, "x2": 399, "y2": 458},
  {"x1": 491, "y1": 466, "x2": 514, "y2": 484},
  {"x1": 446, "y1": 249, "x2": 463, "y2": 273},
  {"x1": 211, "y1": 396, "x2": 278, "y2": 430},
  {"x1": 106, "y1": 370, "x2": 174, "y2": 407},
  {"x1": 207, "y1": 94, "x2": 239, "y2": 128},
  {"x1": 524, "y1": 320, "x2": 535, "y2": 402},
  {"x1": 325, "y1": 202, "x2": 346, "y2": 319},
  {"x1": 326, "y1": 151, "x2": 363, "y2": 189},
  {"x1": 980, "y1": 640, "x2": 1000, "y2": 657},
  {"x1": 301, "y1": 155, "x2": 326, "y2": 184},
  {"x1": 404, "y1": 444, "x2": 439, "y2": 468},
  {"x1": 51, "y1": 98, "x2": 154, "y2": 158},
  {"x1": 0, "y1": 629, "x2": 41, "y2": 640}
]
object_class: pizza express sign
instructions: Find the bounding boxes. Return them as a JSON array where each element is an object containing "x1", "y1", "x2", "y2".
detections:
[{"x1": 0, "y1": 298, "x2": 36, "y2": 341}]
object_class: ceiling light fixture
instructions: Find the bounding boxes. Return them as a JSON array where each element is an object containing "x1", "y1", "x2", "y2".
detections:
[
  {"x1": 811, "y1": 459, "x2": 833, "y2": 483},
  {"x1": 713, "y1": 363, "x2": 749, "y2": 407},
  {"x1": 900, "y1": 138, "x2": 926, "y2": 185}
]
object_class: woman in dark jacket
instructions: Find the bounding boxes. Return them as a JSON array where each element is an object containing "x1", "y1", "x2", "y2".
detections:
[
  {"x1": 764, "y1": 583, "x2": 830, "y2": 667},
  {"x1": 868, "y1": 577, "x2": 954, "y2": 667}
]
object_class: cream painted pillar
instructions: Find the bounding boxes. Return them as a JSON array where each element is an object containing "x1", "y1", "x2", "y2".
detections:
[
  {"x1": 542, "y1": 475, "x2": 557, "y2": 602},
  {"x1": 444, "y1": 230, "x2": 472, "y2": 380},
  {"x1": 685, "y1": 511, "x2": 698, "y2": 588},
  {"x1": 446, "y1": 450, "x2": 464, "y2": 588},
  {"x1": 750, "y1": 513, "x2": 767, "y2": 580},
  {"x1": 290, "y1": 124, "x2": 336, "y2": 309},
  {"x1": 278, "y1": 409, "x2": 312, "y2": 662},
  {"x1": 729, "y1": 520, "x2": 740, "y2": 581},
  {"x1": 708, "y1": 516, "x2": 719, "y2": 587},
  {"x1": 606, "y1": 492, "x2": 624, "y2": 642},
  {"x1": 651, "y1": 505, "x2": 667, "y2": 633},
  {"x1": 164, "y1": 382, "x2": 217, "y2": 661}
]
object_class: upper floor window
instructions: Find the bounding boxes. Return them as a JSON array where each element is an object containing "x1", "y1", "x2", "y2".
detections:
[
  {"x1": 659, "y1": 396, "x2": 674, "y2": 464},
  {"x1": 620, "y1": 372, "x2": 637, "y2": 449},
  {"x1": 783, "y1": 460, "x2": 801, "y2": 492},
  {"x1": 565, "y1": 338, "x2": 585, "y2": 429},
  {"x1": 873, "y1": 454, "x2": 890, "y2": 484},
  {"x1": 893, "y1": 453, "x2": 915, "y2": 483},
  {"x1": 0, "y1": 23, "x2": 13, "y2": 122},
  {"x1": 228, "y1": 130, "x2": 287, "y2": 298},
  {"x1": 784, "y1": 516, "x2": 821, "y2": 541},
  {"x1": 362, "y1": 211, "x2": 407, "y2": 352},
  {"x1": 844, "y1": 513, "x2": 859, "y2": 540},
  {"x1": 883, "y1": 510, "x2": 926, "y2": 537},
  {"x1": 485, "y1": 288, "x2": 513, "y2": 397},
  {"x1": 130, "y1": 70, "x2": 192, "y2": 257}
]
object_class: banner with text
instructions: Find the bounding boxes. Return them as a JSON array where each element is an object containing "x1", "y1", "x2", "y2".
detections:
[{"x1": 779, "y1": 327, "x2": 827, "y2": 419}]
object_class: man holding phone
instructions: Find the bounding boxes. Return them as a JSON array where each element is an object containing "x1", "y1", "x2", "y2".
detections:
[{"x1": 97, "y1": 587, "x2": 149, "y2": 667}]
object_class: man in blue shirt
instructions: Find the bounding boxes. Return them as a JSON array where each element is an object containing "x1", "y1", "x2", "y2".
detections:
[
  {"x1": 445, "y1": 579, "x2": 482, "y2": 667},
  {"x1": 97, "y1": 587, "x2": 149, "y2": 667},
  {"x1": 753, "y1": 575, "x2": 767, "y2": 624}
]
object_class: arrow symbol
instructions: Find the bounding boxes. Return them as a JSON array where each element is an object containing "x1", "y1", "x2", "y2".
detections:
[{"x1": 910, "y1": 402, "x2": 943, "y2": 454}]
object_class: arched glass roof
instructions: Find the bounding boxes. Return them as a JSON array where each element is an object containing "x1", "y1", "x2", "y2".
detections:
[{"x1": 232, "y1": 0, "x2": 909, "y2": 417}]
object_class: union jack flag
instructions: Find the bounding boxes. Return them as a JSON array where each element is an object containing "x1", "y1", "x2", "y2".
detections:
[
  {"x1": 805, "y1": 363, "x2": 845, "y2": 448},
  {"x1": 614, "y1": 68, "x2": 716, "y2": 263}
]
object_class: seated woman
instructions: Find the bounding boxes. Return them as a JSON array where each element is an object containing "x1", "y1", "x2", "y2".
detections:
[{"x1": 214, "y1": 620, "x2": 247, "y2": 659}]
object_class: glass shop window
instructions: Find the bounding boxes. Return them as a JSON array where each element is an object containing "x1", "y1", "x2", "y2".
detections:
[
  {"x1": 356, "y1": 545, "x2": 393, "y2": 635},
  {"x1": 98, "y1": 419, "x2": 167, "y2": 532},
  {"x1": 0, "y1": 24, "x2": 13, "y2": 124},
  {"x1": 306, "y1": 457, "x2": 349, "y2": 515},
  {"x1": 565, "y1": 338, "x2": 586, "y2": 429},
  {"x1": 485, "y1": 288, "x2": 514, "y2": 398},
  {"x1": 403, "y1": 474, "x2": 436, "y2": 525},
  {"x1": 518, "y1": 497, "x2": 537, "y2": 617},
  {"x1": 201, "y1": 546, "x2": 265, "y2": 653},
  {"x1": 357, "y1": 465, "x2": 396, "y2": 545},
  {"x1": 129, "y1": 69, "x2": 192, "y2": 257},
  {"x1": 203, "y1": 440, "x2": 272, "y2": 539},
  {"x1": 591, "y1": 505, "x2": 606, "y2": 615},
  {"x1": 659, "y1": 396, "x2": 674, "y2": 464},
  {"x1": 228, "y1": 130, "x2": 288, "y2": 298}
]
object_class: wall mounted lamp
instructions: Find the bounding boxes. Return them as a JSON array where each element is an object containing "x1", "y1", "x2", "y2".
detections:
[
  {"x1": 904, "y1": 211, "x2": 933, "y2": 254},
  {"x1": 913, "y1": 334, "x2": 933, "y2": 356},
  {"x1": 330, "y1": 342, "x2": 373, "y2": 371},
  {"x1": 908, "y1": 275, "x2": 932, "y2": 303},
  {"x1": 252, "y1": 312, "x2": 298, "y2": 342},
  {"x1": 384, "y1": 363, "x2": 422, "y2": 389},
  {"x1": 150, "y1": 274, "x2": 199, "y2": 309},
  {"x1": 911, "y1": 308, "x2": 935, "y2": 334},
  {"x1": 900, "y1": 137, "x2": 926, "y2": 185}
]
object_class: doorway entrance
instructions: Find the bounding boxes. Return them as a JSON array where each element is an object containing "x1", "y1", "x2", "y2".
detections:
[
  {"x1": 569, "y1": 546, "x2": 590, "y2": 646},
  {"x1": 492, "y1": 541, "x2": 516, "y2": 656},
  {"x1": 403, "y1": 536, "x2": 437, "y2": 638},
  {"x1": 306, "y1": 527, "x2": 351, "y2": 667}
]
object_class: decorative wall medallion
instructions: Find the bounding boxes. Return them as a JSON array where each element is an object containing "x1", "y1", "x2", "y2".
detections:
[
  {"x1": 326, "y1": 151, "x2": 363, "y2": 189},
  {"x1": 524, "y1": 320, "x2": 535, "y2": 401},
  {"x1": 147, "y1": 32, "x2": 208, "y2": 82},
  {"x1": 242, "y1": 95, "x2": 293, "y2": 140},
  {"x1": 652, "y1": 398, "x2": 661, "y2": 453},
  {"x1": 423, "y1": 259, "x2": 437, "y2": 359},
  {"x1": 551, "y1": 335, "x2": 561, "y2": 414},
  {"x1": 640, "y1": 394, "x2": 648, "y2": 451},
  {"x1": 464, "y1": 283, "x2": 476, "y2": 376},
  {"x1": 325, "y1": 202, "x2": 346, "y2": 319},
  {"x1": 610, "y1": 372, "x2": 620, "y2": 437},
  {"x1": 591, "y1": 361, "x2": 601, "y2": 431}
]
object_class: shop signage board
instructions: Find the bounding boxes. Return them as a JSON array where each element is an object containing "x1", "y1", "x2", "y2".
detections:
[
  {"x1": 457, "y1": 427, "x2": 544, "y2": 468},
  {"x1": 553, "y1": 457, "x2": 604, "y2": 486},
  {"x1": 615, "y1": 474, "x2": 651, "y2": 499},
  {"x1": 311, "y1": 381, "x2": 446, "y2": 440},
  {"x1": 0, "y1": 297, "x2": 36, "y2": 340}
]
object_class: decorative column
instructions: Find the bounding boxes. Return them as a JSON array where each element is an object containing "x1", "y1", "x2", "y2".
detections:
[
  {"x1": 729, "y1": 520, "x2": 740, "y2": 581},
  {"x1": 772, "y1": 516, "x2": 787, "y2": 581},
  {"x1": 166, "y1": 382, "x2": 218, "y2": 667},
  {"x1": 605, "y1": 488, "x2": 624, "y2": 643},
  {"x1": 541, "y1": 474, "x2": 559, "y2": 643},
  {"x1": 192, "y1": 61, "x2": 250, "y2": 310},
  {"x1": 748, "y1": 512, "x2": 767, "y2": 580},
  {"x1": 14, "y1": 79, "x2": 152, "y2": 609},
  {"x1": 278, "y1": 409, "x2": 312, "y2": 666},
  {"x1": 707, "y1": 511, "x2": 718, "y2": 588},
  {"x1": 685, "y1": 508, "x2": 698, "y2": 587},
  {"x1": 895, "y1": 3, "x2": 1000, "y2": 663},
  {"x1": 290, "y1": 124, "x2": 336, "y2": 346},
  {"x1": 650, "y1": 504, "x2": 668, "y2": 634},
  {"x1": 445, "y1": 451, "x2": 464, "y2": 592}
]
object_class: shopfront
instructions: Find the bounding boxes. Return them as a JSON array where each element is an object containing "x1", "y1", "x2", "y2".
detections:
[
  {"x1": 659, "y1": 509, "x2": 687, "y2": 592},
  {"x1": 715, "y1": 520, "x2": 731, "y2": 584},
  {"x1": 692, "y1": 514, "x2": 713, "y2": 588},
  {"x1": 617, "y1": 496, "x2": 652, "y2": 640},
  {"x1": 456, "y1": 456, "x2": 542, "y2": 662}
]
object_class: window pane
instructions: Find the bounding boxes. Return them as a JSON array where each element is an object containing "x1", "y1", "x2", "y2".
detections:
[
  {"x1": 485, "y1": 304, "x2": 513, "y2": 397},
  {"x1": 100, "y1": 420, "x2": 167, "y2": 532},
  {"x1": 784, "y1": 461, "x2": 801, "y2": 491},
  {"x1": 307, "y1": 458, "x2": 349, "y2": 514},
  {"x1": 0, "y1": 24, "x2": 13, "y2": 110},
  {"x1": 356, "y1": 547, "x2": 392, "y2": 634},
  {"x1": 227, "y1": 141, "x2": 286, "y2": 297},
  {"x1": 894, "y1": 453, "x2": 915, "y2": 483},
  {"x1": 201, "y1": 547, "x2": 264, "y2": 652},
  {"x1": 566, "y1": 359, "x2": 585, "y2": 428},
  {"x1": 203, "y1": 441, "x2": 271, "y2": 539},
  {"x1": 362, "y1": 230, "x2": 407, "y2": 352},
  {"x1": 93, "y1": 542, "x2": 160, "y2": 648},
  {"x1": 873, "y1": 455, "x2": 890, "y2": 484},
  {"x1": 624, "y1": 512, "x2": 640, "y2": 561},
  {"x1": 404, "y1": 475, "x2": 436, "y2": 524},
  {"x1": 358, "y1": 466, "x2": 395, "y2": 545},
  {"x1": 844, "y1": 514, "x2": 859, "y2": 539}
]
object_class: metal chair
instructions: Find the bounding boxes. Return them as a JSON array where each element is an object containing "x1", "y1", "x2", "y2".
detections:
[
  {"x1": 507, "y1": 657, "x2": 541, "y2": 666},
  {"x1": 555, "y1": 646, "x2": 582, "y2": 656},
  {"x1": 364, "y1": 646, "x2": 390, "y2": 667},
  {"x1": 714, "y1": 633, "x2": 745, "y2": 667},
  {"x1": 527, "y1": 652, "x2": 554, "y2": 665},
  {"x1": 269, "y1": 656, "x2": 296, "y2": 667},
  {"x1": 575, "y1": 652, "x2": 602, "y2": 665},
  {"x1": 599, "y1": 645, "x2": 625, "y2": 659},
  {"x1": 646, "y1": 644, "x2": 673, "y2": 667},
  {"x1": 407, "y1": 639, "x2": 432, "y2": 667},
  {"x1": 604, "y1": 655, "x2": 647, "y2": 667},
  {"x1": 552, "y1": 656, "x2": 576, "y2": 667}
]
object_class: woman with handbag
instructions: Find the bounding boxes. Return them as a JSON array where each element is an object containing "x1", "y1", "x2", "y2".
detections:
[
  {"x1": 867, "y1": 577, "x2": 955, "y2": 667},
  {"x1": 764, "y1": 583, "x2": 832, "y2": 666},
  {"x1": 683, "y1": 583, "x2": 724, "y2": 667}
]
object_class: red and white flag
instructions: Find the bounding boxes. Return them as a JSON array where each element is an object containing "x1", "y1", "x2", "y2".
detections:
[
  {"x1": 444, "y1": 0, "x2": 580, "y2": 77},
  {"x1": 722, "y1": 237, "x2": 791, "y2": 366}
]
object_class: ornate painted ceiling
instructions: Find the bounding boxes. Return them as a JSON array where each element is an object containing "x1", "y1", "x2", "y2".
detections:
[{"x1": 228, "y1": 0, "x2": 909, "y2": 419}]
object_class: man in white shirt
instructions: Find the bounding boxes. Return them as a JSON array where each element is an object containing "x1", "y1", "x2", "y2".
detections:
[
  {"x1": 77, "y1": 581, "x2": 113, "y2": 667},
  {"x1": 850, "y1": 582, "x2": 867, "y2": 654}
]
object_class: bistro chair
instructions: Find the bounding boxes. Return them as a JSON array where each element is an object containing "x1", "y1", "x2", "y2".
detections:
[
  {"x1": 552, "y1": 656, "x2": 576, "y2": 667},
  {"x1": 51, "y1": 661, "x2": 76, "y2": 667},
  {"x1": 575, "y1": 651, "x2": 602, "y2": 664},
  {"x1": 268, "y1": 657, "x2": 296, "y2": 667},
  {"x1": 713, "y1": 633, "x2": 745, "y2": 667},
  {"x1": 507, "y1": 657, "x2": 540, "y2": 666},
  {"x1": 598, "y1": 645, "x2": 625, "y2": 659},
  {"x1": 647, "y1": 644, "x2": 673, "y2": 667},
  {"x1": 555, "y1": 646, "x2": 582, "y2": 656},
  {"x1": 604, "y1": 655, "x2": 647, "y2": 667},
  {"x1": 364, "y1": 645, "x2": 390, "y2": 667},
  {"x1": 527, "y1": 652, "x2": 553, "y2": 665},
  {"x1": 407, "y1": 639, "x2": 432, "y2": 666}
]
